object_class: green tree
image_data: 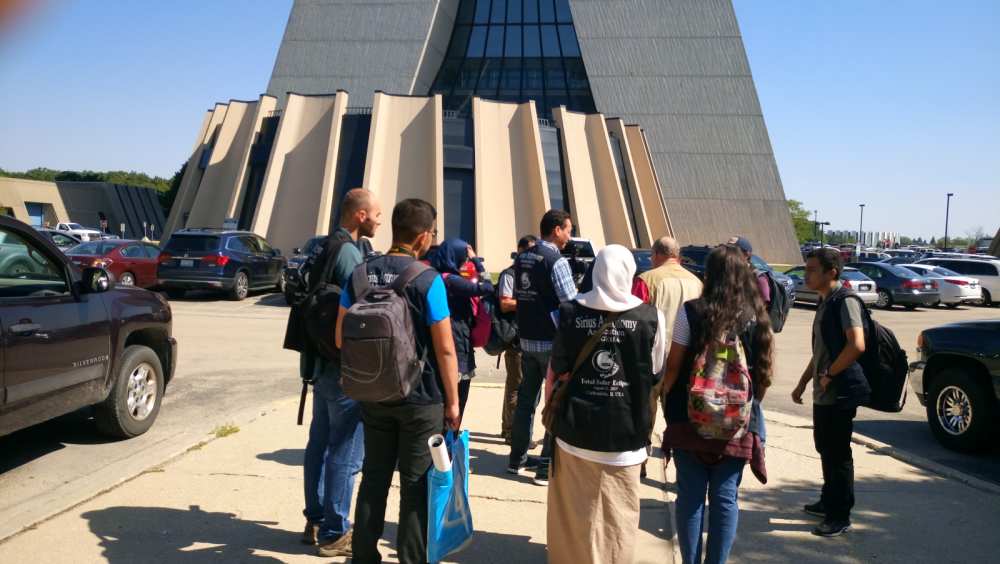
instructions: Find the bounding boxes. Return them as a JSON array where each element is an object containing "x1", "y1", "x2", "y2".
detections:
[{"x1": 787, "y1": 199, "x2": 814, "y2": 243}]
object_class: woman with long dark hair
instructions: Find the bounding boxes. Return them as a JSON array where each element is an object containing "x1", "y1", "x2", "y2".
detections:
[
  {"x1": 661, "y1": 244, "x2": 774, "y2": 564},
  {"x1": 427, "y1": 238, "x2": 494, "y2": 421}
]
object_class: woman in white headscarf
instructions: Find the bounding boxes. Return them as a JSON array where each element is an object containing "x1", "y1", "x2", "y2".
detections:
[{"x1": 544, "y1": 245, "x2": 667, "y2": 564}]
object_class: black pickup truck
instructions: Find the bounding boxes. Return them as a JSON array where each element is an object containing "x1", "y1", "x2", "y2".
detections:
[{"x1": 0, "y1": 216, "x2": 176, "y2": 438}]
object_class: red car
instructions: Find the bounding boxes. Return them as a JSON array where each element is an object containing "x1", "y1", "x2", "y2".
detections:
[{"x1": 66, "y1": 240, "x2": 162, "y2": 288}]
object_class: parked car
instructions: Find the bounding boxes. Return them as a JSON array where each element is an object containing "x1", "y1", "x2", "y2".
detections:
[
  {"x1": 680, "y1": 245, "x2": 795, "y2": 300},
  {"x1": 899, "y1": 264, "x2": 982, "y2": 308},
  {"x1": 0, "y1": 216, "x2": 176, "y2": 438},
  {"x1": 917, "y1": 258, "x2": 1000, "y2": 307},
  {"x1": 34, "y1": 227, "x2": 82, "y2": 251},
  {"x1": 631, "y1": 249, "x2": 653, "y2": 277},
  {"x1": 783, "y1": 265, "x2": 878, "y2": 306},
  {"x1": 909, "y1": 320, "x2": 1000, "y2": 451},
  {"x1": 66, "y1": 239, "x2": 162, "y2": 288},
  {"x1": 283, "y1": 235, "x2": 327, "y2": 305},
  {"x1": 847, "y1": 262, "x2": 940, "y2": 310},
  {"x1": 55, "y1": 222, "x2": 104, "y2": 242},
  {"x1": 881, "y1": 256, "x2": 926, "y2": 266},
  {"x1": 157, "y1": 228, "x2": 286, "y2": 301},
  {"x1": 857, "y1": 251, "x2": 891, "y2": 262}
]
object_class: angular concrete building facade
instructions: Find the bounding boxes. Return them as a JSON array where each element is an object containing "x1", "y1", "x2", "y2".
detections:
[{"x1": 167, "y1": 0, "x2": 799, "y2": 264}]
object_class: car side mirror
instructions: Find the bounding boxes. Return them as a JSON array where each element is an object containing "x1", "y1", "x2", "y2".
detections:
[{"x1": 80, "y1": 267, "x2": 114, "y2": 293}]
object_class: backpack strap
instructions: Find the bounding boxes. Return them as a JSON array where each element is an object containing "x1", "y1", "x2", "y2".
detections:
[
  {"x1": 391, "y1": 261, "x2": 431, "y2": 295},
  {"x1": 351, "y1": 262, "x2": 372, "y2": 301}
]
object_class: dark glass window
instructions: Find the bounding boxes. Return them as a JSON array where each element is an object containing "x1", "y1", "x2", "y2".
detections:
[
  {"x1": 474, "y1": 0, "x2": 492, "y2": 23},
  {"x1": 491, "y1": 0, "x2": 506, "y2": 23},
  {"x1": 429, "y1": 0, "x2": 596, "y2": 119},
  {"x1": 555, "y1": 0, "x2": 572, "y2": 22}
]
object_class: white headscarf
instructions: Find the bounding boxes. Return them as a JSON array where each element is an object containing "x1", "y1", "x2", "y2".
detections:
[{"x1": 574, "y1": 244, "x2": 644, "y2": 312}]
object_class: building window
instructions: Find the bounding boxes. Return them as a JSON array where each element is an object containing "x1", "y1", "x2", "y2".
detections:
[{"x1": 430, "y1": 0, "x2": 596, "y2": 118}]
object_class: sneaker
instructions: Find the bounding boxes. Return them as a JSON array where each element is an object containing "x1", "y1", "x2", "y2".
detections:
[
  {"x1": 301, "y1": 521, "x2": 320, "y2": 545},
  {"x1": 812, "y1": 520, "x2": 851, "y2": 537},
  {"x1": 803, "y1": 501, "x2": 827, "y2": 517},
  {"x1": 317, "y1": 529, "x2": 353, "y2": 557},
  {"x1": 533, "y1": 465, "x2": 549, "y2": 486},
  {"x1": 506, "y1": 455, "x2": 542, "y2": 475}
]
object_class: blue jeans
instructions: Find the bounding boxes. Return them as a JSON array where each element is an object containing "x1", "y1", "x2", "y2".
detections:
[
  {"x1": 674, "y1": 450, "x2": 746, "y2": 564},
  {"x1": 303, "y1": 357, "x2": 364, "y2": 541}
]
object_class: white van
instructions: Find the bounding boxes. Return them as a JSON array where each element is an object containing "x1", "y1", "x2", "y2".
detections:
[{"x1": 917, "y1": 258, "x2": 1000, "y2": 306}]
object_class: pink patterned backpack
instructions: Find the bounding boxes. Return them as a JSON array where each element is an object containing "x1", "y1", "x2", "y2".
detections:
[{"x1": 687, "y1": 337, "x2": 752, "y2": 441}]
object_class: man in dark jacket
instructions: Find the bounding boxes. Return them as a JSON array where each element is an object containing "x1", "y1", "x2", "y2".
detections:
[
  {"x1": 792, "y1": 248, "x2": 869, "y2": 538},
  {"x1": 497, "y1": 235, "x2": 536, "y2": 443}
]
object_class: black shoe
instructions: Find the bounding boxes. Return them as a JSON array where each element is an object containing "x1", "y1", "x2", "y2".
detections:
[
  {"x1": 803, "y1": 501, "x2": 826, "y2": 517},
  {"x1": 533, "y1": 465, "x2": 549, "y2": 486},
  {"x1": 506, "y1": 455, "x2": 542, "y2": 475},
  {"x1": 812, "y1": 519, "x2": 851, "y2": 537}
]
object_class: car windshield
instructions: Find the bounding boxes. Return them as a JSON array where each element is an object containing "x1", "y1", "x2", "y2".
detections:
[
  {"x1": 930, "y1": 266, "x2": 960, "y2": 277},
  {"x1": 67, "y1": 241, "x2": 121, "y2": 256},
  {"x1": 564, "y1": 240, "x2": 595, "y2": 258},
  {"x1": 164, "y1": 235, "x2": 220, "y2": 253},
  {"x1": 750, "y1": 255, "x2": 771, "y2": 272},
  {"x1": 888, "y1": 265, "x2": 921, "y2": 278},
  {"x1": 681, "y1": 247, "x2": 710, "y2": 266},
  {"x1": 632, "y1": 251, "x2": 652, "y2": 271},
  {"x1": 66, "y1": 223, "x2": 84, "y2": 230}
]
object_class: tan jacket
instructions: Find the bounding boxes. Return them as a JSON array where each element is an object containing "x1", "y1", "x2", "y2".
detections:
[{"x1": 639, "y1": 262, "x2": 703, "y2": 349}]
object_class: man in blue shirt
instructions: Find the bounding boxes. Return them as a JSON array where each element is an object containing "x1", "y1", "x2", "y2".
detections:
[
  {"x1": 509, "y1": 209, "x2": 578, "y2": 485},
  {"x1": 336, "y1": 198, "x2": 461, "y2": 564},
  {"x1": 301, "y1": 189, "x2": 382, "y2": 557}
]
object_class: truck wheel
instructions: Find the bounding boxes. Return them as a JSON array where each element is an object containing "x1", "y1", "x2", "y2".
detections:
[
  {"x1": 229, "y1": 271, "x2": 249, "y2": 301},
  {"x1": 926, "y1": 368, "x2": 995, "y2": 452},
  {"x1": 95, "y1": 345, "x2": 165, "y2": 438}
]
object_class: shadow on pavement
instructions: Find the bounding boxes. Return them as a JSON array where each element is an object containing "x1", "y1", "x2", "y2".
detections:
[
  {"x1": 0, "y1": 409, "x2": 117, "y2": 474},
  {"x1": 253, "y1": 294, "x2": 289, "y2": 308},
  {"x1": 256, "y1": 448, "x2": 304, "y2": 467},
  {"x1": 82, "y1": 505, "x2": 309, "y2": 563}
]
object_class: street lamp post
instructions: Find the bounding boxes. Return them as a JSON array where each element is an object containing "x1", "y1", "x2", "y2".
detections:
[
  {"x1": 818, "y1": 221, "x2": 831, "y2": 247},
  {"x1": 858, "y1": 204, "x2": 865, "y2": 253},
  {"x1": 943, "y1": 193, "x2": 954, "y2": 250}
]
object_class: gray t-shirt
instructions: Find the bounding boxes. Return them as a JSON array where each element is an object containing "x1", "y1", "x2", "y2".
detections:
[{"x1": 811, "y1": 284, "x2": 865, "y2": 405}]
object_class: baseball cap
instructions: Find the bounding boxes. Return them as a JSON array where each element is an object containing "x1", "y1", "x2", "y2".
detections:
[{"x1": 728, "y1": 236, "x2": 753, "y2": 255}]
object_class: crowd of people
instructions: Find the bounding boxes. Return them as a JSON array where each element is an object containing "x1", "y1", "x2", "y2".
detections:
[{"x1": 285, "y1": 189, "x2": 870, "y2": 563}]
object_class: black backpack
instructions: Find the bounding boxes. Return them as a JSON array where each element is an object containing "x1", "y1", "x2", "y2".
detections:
[
  {"x1": 282, "y1": 232, "x2": 353, "y2": 361},
  {"x1": 852, "y1": 296, "x2": 909, "y2": 412},
  {"x1": 759, "y1": 270, "x2": 791, "y2": 333},
  {"x1": 483, "y1": 267, "x2": 519, "y2": 356}
]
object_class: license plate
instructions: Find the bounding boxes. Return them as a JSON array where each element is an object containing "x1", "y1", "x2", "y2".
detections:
[
  {"x1": 924, "y1": 284, "x2": 932, "y2": 289},
  {"x1": 180, "y1": 259, "x2": 195, "y2": 268}
]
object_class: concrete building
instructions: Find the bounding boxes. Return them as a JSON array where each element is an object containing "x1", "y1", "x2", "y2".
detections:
[
  {"x1": 0, "y1": 177, "x2": 166, "y2": 239},
  {"x1": 166, "y1": 0, "x2": 800, "y2": 265}
]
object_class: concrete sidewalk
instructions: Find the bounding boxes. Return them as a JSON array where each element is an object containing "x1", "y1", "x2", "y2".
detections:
[{"x1": 2, "y1": 384, "x2": 997, "y2": 563}]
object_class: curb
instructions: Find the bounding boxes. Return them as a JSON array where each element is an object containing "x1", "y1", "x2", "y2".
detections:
[{"x1": 764, "y1": 410, "x2": 1000, "y2": 496}]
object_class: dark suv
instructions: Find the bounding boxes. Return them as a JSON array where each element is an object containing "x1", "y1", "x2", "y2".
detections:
[
  {"x1": 0, "y1": 216, "x2": 176, "y2": 438},
  {"x1": 157, "y1": 229, "x2": 287, "y2": 300}
]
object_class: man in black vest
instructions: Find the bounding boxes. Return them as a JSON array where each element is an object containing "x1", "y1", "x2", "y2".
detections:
[
  {"x1": 508, "y1": 210, "x2": 577, "y2": 485},
  {"x1": 497, "y1": 234, "x2": 537, "y2": 444},
  {"x1": 792, "y1": 248, "x2": 870, "y2": 538}
]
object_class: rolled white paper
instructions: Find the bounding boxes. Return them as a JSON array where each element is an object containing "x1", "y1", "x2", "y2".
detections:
[{"x1": 428, "y1": 434, "x2": 451, "y2": 472}]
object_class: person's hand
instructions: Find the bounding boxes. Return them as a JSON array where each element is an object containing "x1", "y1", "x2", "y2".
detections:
[
  {"x1": 444, "y1": 401, "x2": 461, "y2": 431},
  {"x1": 820, "y1": 373, "x2": 833, "y2": 393},
  {"x1": 791, "y1": 383, "x2": 806, "y2": 405}
]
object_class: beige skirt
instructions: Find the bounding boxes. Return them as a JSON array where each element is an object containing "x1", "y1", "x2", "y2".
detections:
[{"x1": 546, "y1": 444, "x2": 643, "y2": 564}]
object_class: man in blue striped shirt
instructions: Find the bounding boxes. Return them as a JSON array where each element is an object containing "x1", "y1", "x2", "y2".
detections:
[{"x1": 508, "y1": 209, "x2": 578, "y2": 485}]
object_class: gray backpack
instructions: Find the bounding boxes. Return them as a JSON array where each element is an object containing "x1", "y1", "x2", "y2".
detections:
[{"x1": 340, "y1": 261, "x2": 431, "y2": 402}]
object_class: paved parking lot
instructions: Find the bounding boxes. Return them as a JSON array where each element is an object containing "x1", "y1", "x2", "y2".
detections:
[{"x1": 1, "y1": 288, "x2": 997, "y2": 542}]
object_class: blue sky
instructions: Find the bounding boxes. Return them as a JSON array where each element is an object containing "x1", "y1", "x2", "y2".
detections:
[{"x1": 1, "y1": 0, "x2": 997, "y2": 240}]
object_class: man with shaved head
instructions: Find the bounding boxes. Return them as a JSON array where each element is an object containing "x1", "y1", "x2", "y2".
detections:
[
  {"x1": 299, "y1": 187, "x2": 382, "y2": 557},
  {"x1": 632, "y1": 236, "x2": 703, "y2": 475}
]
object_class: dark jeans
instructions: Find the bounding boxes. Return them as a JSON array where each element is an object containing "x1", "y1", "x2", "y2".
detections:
[
  {"x1": 813, "y1": 404, "x2": 857, "y2": 521},
  {"x1": 509, "y1": 349, "x2": 553, "y2": 468},
  {"x1": 458, "y1": 378, "x2": 471, "y2": 422},
  {"x1": 302, "y1": 361, "x2": 364, "y2": 541},
  {"x1": 352, "y1": 401, "x2": 443, "y2": 564}
]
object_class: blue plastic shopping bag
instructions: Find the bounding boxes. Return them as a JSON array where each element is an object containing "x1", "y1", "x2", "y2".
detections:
[{"x1": 427, "y1": 430, "x2": 474, "y2": 563}]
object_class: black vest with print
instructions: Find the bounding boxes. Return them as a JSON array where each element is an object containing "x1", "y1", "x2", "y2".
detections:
[
  {"x1": 514, "y1": 243, "x2": 563, "y2": 341},
  {"x1": 554, "y1": 302, "x2": 659, "y2": 453}
]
